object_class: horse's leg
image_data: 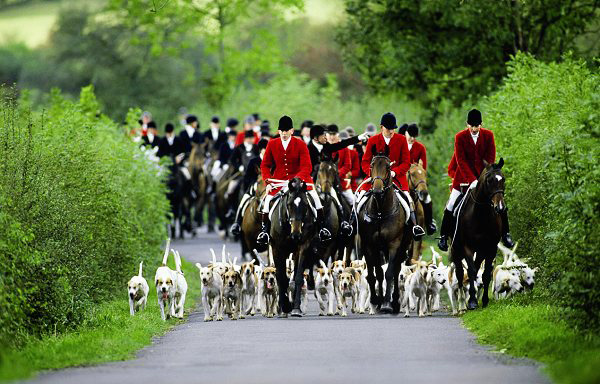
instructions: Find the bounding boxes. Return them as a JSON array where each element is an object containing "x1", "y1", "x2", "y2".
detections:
[
  {"x1": 454, "y1": 258, "x2": 466, "y2": 314},
  {"x1": 274, "y1": 248, "x2": 292, "y2": 315},
  {"x1": 391, "y1": 245, "x2": 403, "y2": 314},
  {"x1": 291, "y1": 250, "x2": 305, "y2": 317},
  {"x1": 374, "y1": 255, "x2": 385, "y2": 309},
  {"x1": 365, "y1": 248, "x2": 380, "y2": 306},
  {"x1": 482, "y1": 253, "x2": 494, "y2": 308},
  {"x1": 381, "y1": 242, "x2": 400, "y2": 313},
  {"x1": 463, "y1": 248, "x2": 478, "y2": 310}
]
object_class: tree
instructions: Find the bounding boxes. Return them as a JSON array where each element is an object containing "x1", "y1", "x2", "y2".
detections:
[
  {"x1": 107, "y1": 0, "x2": 304, "y2": 106},
  {"x1": 337, "y1": 0, "x2": 600, "y2": 118}
]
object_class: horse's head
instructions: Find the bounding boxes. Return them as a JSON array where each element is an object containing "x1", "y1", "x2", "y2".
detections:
[
  {"x1": 317, "y1": 155, "x2": 338, "y2": 194},
  {"x1": 286, "y1": 177, "x2": 310, "y2": 243},
  {"x1": 255, "y1": 165, "x2": 266, "y2": 197},
  {"x1": 481, "y1": 158, "x2": 506, "y2": 214},
  {"x1": 370, "y1": 144, "x2": 391, "y2": 197},
  {"x1": 408, "y1": 163, "x2": 429, "y2": 202}
]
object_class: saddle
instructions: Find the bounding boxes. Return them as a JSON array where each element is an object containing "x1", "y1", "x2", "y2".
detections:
[{"x1": 355, "y1": 186, "x2": 410, "y2": 223}]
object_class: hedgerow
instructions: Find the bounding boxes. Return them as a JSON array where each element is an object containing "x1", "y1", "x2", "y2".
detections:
[
  {"x1": 0, "y1": 85, "x2": 169, "y2": 347},
  {"x1": 424, "y1": 54, "x2": 600, "y2": 329}
]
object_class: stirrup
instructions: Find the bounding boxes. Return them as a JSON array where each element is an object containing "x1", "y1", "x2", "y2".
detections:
[
  {"x1": 230, "y1": 223, "x2": 241, "y2": 236},
  {"x1": 257, "y1": 231, "x2": 270, "y2": 246},
  {"x1": 319, "y1": 228, "x2": 332, "y2": 242},
  {"x1": 412, "y1": 225, "x2": 425, "y2": 240},
  {"x1": 340, "y1": 221, "x2": 353, "y2": 237},
  {"x1": 501, "y1": 233, "x2": 515, "y2": 248}
]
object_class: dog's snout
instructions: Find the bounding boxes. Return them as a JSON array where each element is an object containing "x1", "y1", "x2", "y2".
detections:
[
  {"x1": 161, "y1": 287, "x2": 167, "y2": 292},
  {"x1": 129, "y1": 292, "x2": 135, "y2": 298}
]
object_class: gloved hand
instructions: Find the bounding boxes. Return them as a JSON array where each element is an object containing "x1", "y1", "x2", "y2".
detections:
[
  {"x1": 358, "y1": 131, "x2": 372, "y2": 141},
  {"x1": 239, "y1": 165, "x2": 244, "y2": 172},
  {"x1": 175, "y1": 153, "x2": 185, "y2": 164}
]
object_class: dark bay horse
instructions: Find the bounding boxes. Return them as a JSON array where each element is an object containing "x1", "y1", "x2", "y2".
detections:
[
  {"x1": 241, "y1": 170, "x2": 267, "y2": 260},
  {"x1": 407, "y1": 163, "x2": 429, "y2": 260},
  {"x1": 357, "y1": 147, "x2": 410, "y2": 313},
  {"x1": 450, "y1": 158, "x2": 507, "y2": 312},
  {"x1": 270, "y1": 177, "x2": 318, "y2": 317},
  {"x1": 314, "y1": 158, "x2": 341, "y2": 263}
]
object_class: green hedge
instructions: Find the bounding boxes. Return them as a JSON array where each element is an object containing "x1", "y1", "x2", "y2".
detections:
[
  {"x1": 0, "y1": 86, "x2": 169, "y2": 347},
  {"x1": 424, "y1": 54, "x2": 600, "y2": 329}
]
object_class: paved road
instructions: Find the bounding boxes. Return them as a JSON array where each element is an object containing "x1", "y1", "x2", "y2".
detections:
[{"x1": 32, "y1": 231, "x2": 548, "y2": 384}]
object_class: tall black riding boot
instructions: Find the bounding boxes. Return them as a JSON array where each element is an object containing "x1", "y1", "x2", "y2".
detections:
[
  {"x1": 500, "y1": 208, "x2": 515, "y2": 248},
  {"x1": 316, "y1": 208, "x2": 332, "y2": 242},
  {"x1": 423, "y1": 201, "x2": 437, "y2": 235},
  {"x1": 437, "y1": 209, "x2": 454, "y2": 252},
  {"x1": 256, "y1": 212, "x2": 271, "y2": 246}
]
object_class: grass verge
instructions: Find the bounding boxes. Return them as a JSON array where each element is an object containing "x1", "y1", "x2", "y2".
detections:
[
  {"x1": 0, "y1": 256, "x2": 200, "y2": 382},
  {"x1": 463, "y1": 300, "x2": 600, "y2": 384}
]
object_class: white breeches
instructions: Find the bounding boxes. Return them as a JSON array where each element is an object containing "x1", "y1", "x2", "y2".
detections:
[
  {"x1": 342, "y1": 189, "x2": 355, "y2": 206},
  {"x1": 445, "y1": 188, "x2": 462, "y2": 211},
  {"x1": 236, "y1": 192, "x2": 252, "y2": 218},
  {"x1": 261, "y1": 188, "x2": 322, "y2": 214},
  {"x1": 226, "y1": 179, "x2": 239, "y2": 196}
]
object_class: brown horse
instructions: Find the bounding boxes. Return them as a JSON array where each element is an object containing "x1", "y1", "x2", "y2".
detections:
[
  {"x1": 450, "y1": 158, "x2": 507, "y2": 312},
  {"x1": 314, "y1": 158, "x2": 341, "y2": 262},
  {"x1": 407, "y1": 163, "x2": 428, "y2": 260},
  {"x1": 189, "y1": 142, "x2": 208, "y2": 229},
  {"x1": 357, "y1": 147, "x2": 410, "y2": 313},
  {"x1": 241, "y1": 170, "x2": 267, "y2": 260}
]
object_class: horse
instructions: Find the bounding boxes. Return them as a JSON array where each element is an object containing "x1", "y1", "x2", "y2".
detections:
[
  {"x1": 449, "y1": 158, "x2": 507, "y2": 312},
  {"x1": 240, "y1": 169, "x2": 267, "y2": 261},
  {"x1": 407, "y1": 163, "x2": 429, "y2": 260},
  {"x1": 166, "y1": 162, "x2": 189, "y2": 239},
  {"x1": 356, "y1": 146, "x2": 410, "y2": 313},
  {"x1": 215, "y1": 166, "x2": 240, "y2": 238},
  {"x1": 189, "y1": 142, "x2": 208, "y2": 229},
  {"x1": 269, "y1": 177, "x2": 318, "y2": 317}
]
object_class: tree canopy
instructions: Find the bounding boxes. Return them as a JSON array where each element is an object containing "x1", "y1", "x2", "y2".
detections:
[{"x1": 337, "y1": 0, "x2": 600, "y2": 109}]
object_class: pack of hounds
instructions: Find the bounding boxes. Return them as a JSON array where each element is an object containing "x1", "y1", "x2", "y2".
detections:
[{"x1": 126, "y1": 240, "x2": 536, "y2": 320}]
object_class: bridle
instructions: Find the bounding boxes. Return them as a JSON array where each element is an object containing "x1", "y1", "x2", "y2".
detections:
[
  {"x1": 370, "y1": 155, "x2": 392, "y2": 192},
  {"x1": 470, "y1": 171, "x2": 505, "y2": 207}
]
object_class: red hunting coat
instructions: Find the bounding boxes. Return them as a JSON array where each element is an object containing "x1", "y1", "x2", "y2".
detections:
[
  {"x1": 261, "y1": 136, "x2": 314, "y2": 195},
  {"x1": 447, "y1": 153, "x2": 457, "y2": 179},
  {"x1": 409, "y1": 140, "x2": 427, "y2": 170},
  {"x1": 333, "y1": 147, "x2": 352, "y2": 191},
  {"x1": 452, "y1": 128, "x2": 496, "y2": 190},
  {"x1": 235, "y1": 130, "x2": 259, "y2": 146},
  {"x1": 360, "y1": 133, "x2": 411, "y2": 192}
]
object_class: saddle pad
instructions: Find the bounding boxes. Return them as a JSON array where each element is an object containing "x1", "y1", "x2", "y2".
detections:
[{"x1": 355, "y1": 190, "x2": 409, "y2": 223}]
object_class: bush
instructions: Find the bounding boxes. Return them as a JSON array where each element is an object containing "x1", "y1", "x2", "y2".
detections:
[
  {"x1": 0, "y1": 85, "x2": 169, "y2": 347},
  {"x1": 425, "y1": 54, "x2": 600, "y2": 329}
]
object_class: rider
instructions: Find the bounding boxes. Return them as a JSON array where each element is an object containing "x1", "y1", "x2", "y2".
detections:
[
  {"x1": 157, "y1": 123, "x2": 185, "y2": 162},
  {"x1": 235, "y1": 115, "x2": 259, "y2": 146},
  {"x1": 225, "y1": 130, "x2": 258, "y2": 219},
  {"x1": 141, "y1": 121, "x2": 160, "y2": 148},
  {"x1": 229, "y1": 138, "x2": 269, "y2": 236},
  {"x1": 203, "y1": 116, "x2": 227, "y2": 154},
  {"x1": 405, "y1": 123, "x2": 437, "y2": 235},
  {"x1": 340, "y1": 130, "x2": 361, "y2": 192},
  {"x1": 326, "y1": 124, "x2": 355, "y2": 206},
  {"x1": 356, "y1": 112, "x2": 426, "y2": 240},
  {"x1": 256, "y1": 116, "x2": 332, "y2": 246},
  {"x1": 179, "y1": 115, "x2": 203, "y2": 155},
  {"x1": 437, "y1": 109, "x2": 515, "y2": 251}
]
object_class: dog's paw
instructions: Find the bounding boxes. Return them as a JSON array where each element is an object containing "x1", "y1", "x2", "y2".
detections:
[
  {"x1": 204, "y1": 316, "x2": 213, "y2": 322},
  {"x1": 341, "y1": 312, "x2": 347, "y2": 317},
  {"x1": 327, "y1": 312, "x2": 334, "y2": 316},
  {"x1": 359, "y1": 310, "x2": 365, "y2": 314},
  {"x1": 216, "y1": 316, "x2": 223, "y2": 321},
  {"x1": 239, "y1": 314, "x2": 245, "y2": 319},
  {"x1": 250, "y1": 311, "x2": 255, "y2": 316},
  {"x1": 319, "y1": 312, "x2": 325, "y2": 317},
  {"x1": 404, "y1": 313, "x2": 410, "y2": 318}
]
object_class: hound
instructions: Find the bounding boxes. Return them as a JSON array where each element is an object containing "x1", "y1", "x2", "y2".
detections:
[
  {"x1": 155, "y1": 239, "x2": 177, "y2": 321},
  {"x1": 172, "y1": 250, "x2": 188, "y2": 319},
  {"x1": 240, "y1": 261, "x2": 258, "y2": 316},
  {"x1": 196, "y1": 262, "x2": 223, "y2": 321},
  {"x1": 314, "y1": 260, "x2": 336, "y2": 316},
  {"x1": 128, "y1": 261, "x2": 149, "y2": 316}
]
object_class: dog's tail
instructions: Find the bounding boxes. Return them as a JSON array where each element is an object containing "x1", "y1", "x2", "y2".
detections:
[
  {"x1": 162, "y1": 238, "x2": 171, "y2": 266},
  {"x1": 138, "y1": 261, "x2": 144, "y2": 277},
  {"x1": 252, "y1": 249, "x2": 266, "y2": 267},
  {"x1": 172, "y1": 250, "x2": 183, "y2": 274},
  {"x1": 221, "y1": 244, "x2": 227, "y2": 264},
  {"x1": 209, "y1": 248, "x2": 217, "y2": 265},
  {"x1": 268, "y1": 245, "x2": 275, "y2": 267}
]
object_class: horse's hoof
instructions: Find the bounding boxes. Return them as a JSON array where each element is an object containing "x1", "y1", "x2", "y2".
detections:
[
  {"x1": 290, "y1": 309, "x2": 302, "y2": 317},
  {"x1": 380, "y1": 303, "x2": 393, "y2": 314},
  {"x1": 391, "y1": 302, "x2": 401, "y2": 314},
  {"x1": 468, "y1": 300, "x2": 478, "y2": 310},
  {"x1": 280, "y1": 300, "x2": 292, "y2": 314},
  {"x1": 277, "y1": 312, "x2": 288, "y2": 318}
]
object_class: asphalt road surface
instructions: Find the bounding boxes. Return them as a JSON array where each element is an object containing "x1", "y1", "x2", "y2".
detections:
[{"x1": 31, "y1": 231, "x2": 548, "y2": 384}]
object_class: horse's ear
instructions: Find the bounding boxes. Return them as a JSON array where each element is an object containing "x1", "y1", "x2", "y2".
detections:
[
  {"x1": 370, "y1": 144, "x2": 377, "y2": 156},
  {"x1": 483, "y1": 159, "x2": 489, "y2": 167},
  {"x1": 384, "y1": 144, "x2": 389, "y2": 156},
  {"x1": 498, "y1": 157, "x2": 504, "y2": 169},
  {"x1": 301, "y1": 181, "x2": 307, "y2": 191}
]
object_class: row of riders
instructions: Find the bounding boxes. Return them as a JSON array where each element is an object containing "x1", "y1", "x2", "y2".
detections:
[{"x1": 136, "y1": 108, "x2": 515, "y2": 316}]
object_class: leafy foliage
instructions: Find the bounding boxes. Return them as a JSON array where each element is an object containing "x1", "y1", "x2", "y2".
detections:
[
  {"x1": 0, "y1": 85, "x2": 169, "y2": 347},
  {"x1": 338, "y1": 0, "x2": 600, "y2": 109},
  {"x1": 424, "y1": 54, "x2": 600, "y2": 329}
]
